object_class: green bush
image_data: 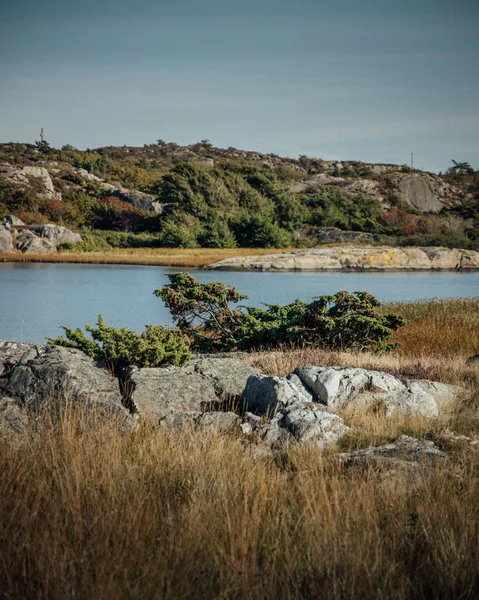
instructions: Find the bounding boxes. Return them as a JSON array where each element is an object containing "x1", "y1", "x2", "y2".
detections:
[
  {"x1": 155, "y1": 273, "x2": 405, "y2": 353},
  {"x1": 48, "y1": 315, "x2": 190, "y2": 374}
]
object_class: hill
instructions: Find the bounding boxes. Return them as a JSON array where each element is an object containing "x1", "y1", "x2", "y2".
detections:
[{"x1": 0, "y1": 140, "x2": 478, "y2": 251}]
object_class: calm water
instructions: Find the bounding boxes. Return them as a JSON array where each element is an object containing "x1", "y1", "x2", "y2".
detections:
[{"x1": 1, "y1": 263, "x2": 478, "y2": 344}]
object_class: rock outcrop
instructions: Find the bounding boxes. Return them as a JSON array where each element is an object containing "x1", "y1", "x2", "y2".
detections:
[
  {"x1": 292, "y1": 366, "x2": 465, "y2": 417},
  {"x1": 16, "y1": 230, "x2": 56, "y2": 254},
  {"x1": 0, "y1": 224, "x2": 14, "y2": 253},
  {"x1": 128, "y1": 357, "x2": 260, "y2": 423},
  {"x1": 0, "y1": 219, "x2": 82, "y2": 254},
  {"x1": 206, "y1": 247, "x2": 479, "y2": 271},
  {"x1": 31, "y1": 224, "x2": 82, "y2": 247},
  {"x1": 0, "y1": 343, "x2": 128, "y2": 418},
  {"x1": 241, "y1": 373, "x2": 350, "y2": 448},
  {"x1": 0, "y1": 163, "x2": 60, "y2": 200},
  {"x1": 0, "y1": 339, "x2": 471, "y2": 460},
  {"x1": 242, "y1": 367, "x2": 467, "y2": 422}
]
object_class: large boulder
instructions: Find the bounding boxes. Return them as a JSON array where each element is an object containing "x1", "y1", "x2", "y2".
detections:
[
  {"x1": 241, "y1": 373, "x2": 349, "y2": 448},
  {"x1": 240, "y1": 374, "x2": 312, "y2": 417},
  {"x1": 1, "y1": 344, "x2": 127, "y2": 418},
  {"x1": 0, "y1": 225, "x2": 14, "y2": 253},
  {"x1": 129, "y1": 357, "x2": 260, "y2": 423},
  {"x1": 16, "y1": 230, "x2": 56, "y2": 254},
  {"x1": 292, "y1": 366, "x2": 465, "y2": 417},
  {"x1": 32, "y1": 224, "x2": 82, "y2": 247}
]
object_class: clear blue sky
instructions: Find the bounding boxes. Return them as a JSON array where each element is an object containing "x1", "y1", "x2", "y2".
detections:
[{"x1": 1, "y1": 0, "x2": 478, "y2": 172}]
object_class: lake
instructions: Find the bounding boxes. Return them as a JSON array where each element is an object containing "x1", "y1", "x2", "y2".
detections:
[{"x1": 1, "y1": 263, "x2": 478, "y2": 344}]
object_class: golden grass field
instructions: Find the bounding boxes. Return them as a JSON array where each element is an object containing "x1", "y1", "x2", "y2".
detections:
[
  {"x1": 0, "y1": 247, "x2": 284, "y2": 268},
  {"x1": 1, "y1": 299, "x2": 478, "y2": 599}
]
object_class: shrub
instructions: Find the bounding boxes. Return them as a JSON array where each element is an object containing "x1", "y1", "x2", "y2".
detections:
[
  {"x1": 49, "y1": 315, "x2": 191, "y2": 374},
  {"x1": 155, "y1": 273, "x2": 405, "y2": 352}
]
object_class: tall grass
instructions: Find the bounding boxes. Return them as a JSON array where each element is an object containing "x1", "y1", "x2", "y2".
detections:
[{"x1": 1, "y1": 410, "x2": 478, "y2": 600}]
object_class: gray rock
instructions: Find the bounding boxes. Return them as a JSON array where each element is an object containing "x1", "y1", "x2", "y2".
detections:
[
  {"x1": 339, "y1": 435, "x2": 447, "y2": 464},
  {"x1": 0, "y1": 340, "x2": 35, "y2": 380},
  {"x1": 159, "y1": 411, "x2": 202, "y2": 431},
  {"x1": 241, "y1": 374, "x2": 312, "y2": 417},
  {"x1": 108, "y1": 188, "x2": 157, "y2": 211},
  {"x1": 189, "y1": 357, "x2": 260, "y2": 403},
  {"x1": 159, "y1": 410, "x2": 240, "y2": 433},
  {"x1": 206, "y1": 247, "x2": 479, "y2": 272},
  {"x1": 0, "y1": 397, "x2": 29, "y2": 445},
  {"x1": 16, "y1": 230, "x2": 56, "y2": 254},
  {"x1": 32, "y1": 224, "x2": 82, "y2": 247},
  {"x1": 22, "y1": 166, "x2": 58, "y2": 199},
  {"x1": 130, "y1": 357, "x2": 261, "y2": 423},
  {"x1": 0, "y1": 225, "x2": 14, "y2": 253},
  {"x1": 396, "y1": 174, "x2": 444, "y2": 213},
  {"x1": 3, "y1": 345, "x2": 127, "y2": 418},
  {"x1": 242, "y1": 373, "x2": 349, "y2": 448},
  {"x1": 0, "y1": 164, "x2": 60, "y2": 201},
  {"x1": 3, "y1": 215, "x2": 25, "y2": 227},
  {"x1": 282, "y1": 405, "x2": 349, "y2": 446},
  {"x1": 197, "y1": 411, "x2": 241, "y2": 432},
  {"x1": 293, "y1": 366, "x2": 456, "y2": 417},
  {"x1": 129, "y1": 365, "x2": 218, "y2": 422}
]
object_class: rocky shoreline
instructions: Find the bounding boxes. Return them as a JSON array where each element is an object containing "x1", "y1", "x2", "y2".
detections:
[
  {"x1": 1, "y1": 339, "x2": 474, "y2": 463},
  {"x1": 206, "y1": 246, "x2": 479, "y2": 272}
]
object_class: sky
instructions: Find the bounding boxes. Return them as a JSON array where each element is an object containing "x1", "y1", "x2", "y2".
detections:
[{"x1": 0, "y1": 0, "x2": 478, "y2": 172}]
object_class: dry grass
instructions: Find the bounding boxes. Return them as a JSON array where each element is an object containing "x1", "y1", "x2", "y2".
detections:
[
  {"x1": 0, "y1": 247, "x2": 286, "y2": 268},
  {"x1": 385, "y1": 298, "x2": 479, "y2": 358},
  {"x1": 1, "y1": 409, "x2": 478, "y2": 600}
]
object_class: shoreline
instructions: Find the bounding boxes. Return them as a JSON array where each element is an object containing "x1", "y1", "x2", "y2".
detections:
[
  {"x1": 0, "y1": 248, "x2": 284, "y2": 269},
  {"x1": 2, "y1": 244, "x2": 479, "y2": 271}
]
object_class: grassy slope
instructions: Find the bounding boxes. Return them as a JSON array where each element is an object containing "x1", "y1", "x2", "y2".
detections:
[{"x1": 1, "y1": 299, "x2": 478, "y2": 599}]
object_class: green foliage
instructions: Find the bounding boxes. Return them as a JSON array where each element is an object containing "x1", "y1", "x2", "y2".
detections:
[
  {"x1": 155, "y1": 274, "x2": 405, "y2": 353},
  {"x1": 62, "y1": 230, "x2": 163, "y2": 252},
  {"x1": 48, "y1": 315, "x2": 190, "y2": 374},
  {"x1": 305, "y1": 186, "x2": 383, "y2": 232}
]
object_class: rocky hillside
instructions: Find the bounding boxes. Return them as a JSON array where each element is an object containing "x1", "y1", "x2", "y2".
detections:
[{"x1": 0, "y1": 141, "x2": 478, "y2": 250}]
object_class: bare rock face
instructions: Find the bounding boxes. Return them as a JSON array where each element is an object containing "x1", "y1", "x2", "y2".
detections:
[
  {"x1": 32, "y1": 224, "x2": 82, "y2": 247},
  {"x1": 0, "y1": 163, "x2": 60, "y2": 200},
  {"x1": 293, "y1": 366, "x2": 466, "y2": 417},
  {"x1": 1, "y1": 344, "x2": 127, "y2": 418},
  {"x1": 129, "y1": 357, "x2": 260, "y2": 423},
  {"x1": 396, "y1": 174, "x2": 445, "y2": 213},
  {"x1": 241, "y1": 373, "x2": 349, "y2": 448},
  {"x1": 16, "y1": 230, "x2": 56, "y2": 254},
  {"x1": 206, "y1": 247, "x2": 479, "y2": 271},
  {"x1": 0, "y1": 225, "x2": 14, "y2": 253}
]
